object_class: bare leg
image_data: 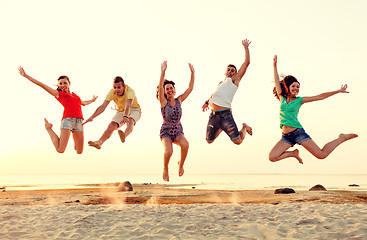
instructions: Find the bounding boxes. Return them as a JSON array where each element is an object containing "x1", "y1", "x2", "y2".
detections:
[
  {"x1": 233, "y1": 123, "x2": 253, "y2": 145},
  {"x1": 174, "y1": 135, "x2": 189, "y2": 177},
  {"x1": 118, "y1": 118, "x2": 135, "y2": 143},
  {"x1": 88, "y1": 122, "x2": 118, "y2": 149},
  {"x1": 124, "y1": 119, "x2": 135, "y2": 138},
  {"x1": 301, "y1": 133, "x2": 358, "y2": 159},
  {"x1": 269, "y1": 140, "x2": 303, "y2": 164},
  {"x1": 72, "y1": 131, "x2": 84, "y2": 154},
  {"x1": 44, "y1": 118, "x2": 71, "y2": 153},
  {"x1": 162, "y1": 138, "x2": 173, "y2": 181}
]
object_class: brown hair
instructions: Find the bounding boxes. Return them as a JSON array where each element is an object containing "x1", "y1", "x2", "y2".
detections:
[
  {"x1": 56, "y1": 75, "x2": 70, "y2": 91},
  {"x1": 156, "y1": 80, "x2": 175, "y2": 99},
  {"x1": 273, "y1": 75, "x2": 300, "y2": 100},
  {"x1": 114, "y1": 76, "x2": 125, "y2": 86}
]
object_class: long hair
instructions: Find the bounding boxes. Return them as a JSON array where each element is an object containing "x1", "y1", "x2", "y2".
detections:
[
  {"x1": 56, "y1": 75, "x2": 70, "y2": 91},
  {"x1": 156, "y1": 80, "x2": 175, "y2": 99},
  {"x1": 273, "y1": 75, "x2": 299, "y2": 100}
]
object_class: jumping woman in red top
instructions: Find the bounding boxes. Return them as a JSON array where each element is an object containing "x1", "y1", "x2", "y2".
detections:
[{"x1": 18, "y1": 66, "x2": 97, "y2": 154}]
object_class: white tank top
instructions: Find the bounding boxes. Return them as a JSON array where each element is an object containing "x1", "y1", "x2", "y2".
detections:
[{"x1": 209, "y1": 78, "x2": 238, "y2": 108}]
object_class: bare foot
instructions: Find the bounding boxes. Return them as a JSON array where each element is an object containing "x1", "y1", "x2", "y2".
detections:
[
  {"x1": 243, "y1": 123, "x2": 253, "y2": 136},
  {"x1": 44, "y1": 118, "x2": 53, "y2": 129},
  {"x1": 178, "y1": 161, "x2": 184, "y2": 177},
  {"x1": 118, "y1": 130, "x2": 125, "y2": 143},
  {"x1": 339, "y1": 133, "x2": 358, "y2": 142},
  {"x1": 163, "y1": 168, "x2": 169, "y2": 181},
  {"x1": 88, "y1": 141, "x2": 101, "y2": 150},
  {"x1": 293, "y1": 149, "x2": 303, "y2": 164}
]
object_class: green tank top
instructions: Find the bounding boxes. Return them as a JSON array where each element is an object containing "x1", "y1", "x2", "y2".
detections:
[{"x1": 279, "y1": 96, "x2": 303, "y2": 129}]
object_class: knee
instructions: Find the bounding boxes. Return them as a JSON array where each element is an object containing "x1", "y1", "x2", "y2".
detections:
[
  {"x1": 206, "y1": 138, "x2": 214, "y2": 144},
  {"x1": 269, "y1": 157, "x2": 277, "y2": 162},
  {"x1": 108, "y1": 122, "x2": 118, "y2": 130},
  {"x1": 181, "y1": 141, "x2": 189, "y2": 151},
  {"x1": 233, "y1": 140, "x2": 242, "y2": 145},
  {"x1": 56, "y1": 149, "x2": 66, "y2": 154},
  {"x1": 268, "y1": 153, "x2": 277, "y2": 162},
  {"x1": 164, "y1": 149, "x2": 173, "y2": 157},
  {"x1": 232, "y1": 137, "x2": 243, "y2": 145},
  {"x1": 127, "y1": 118, "x2": 134, "y2": 126},
  {"x1": 315, "y1": 154, "x2": 327, "y2": 160}
]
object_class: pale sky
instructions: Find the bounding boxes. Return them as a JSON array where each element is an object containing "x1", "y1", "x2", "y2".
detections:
[{"x1": 1, "y1": 0, "x2": 366, "y2": 179}]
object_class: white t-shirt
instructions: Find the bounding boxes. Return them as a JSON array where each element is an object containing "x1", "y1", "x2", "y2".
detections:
[{"x1": 209, "y1": 78, "x2": 238, "y2": 108}]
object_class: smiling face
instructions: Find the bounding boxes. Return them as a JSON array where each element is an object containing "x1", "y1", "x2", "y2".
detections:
[
  {"x1": 225, "y1": 66, "x2": 237, "y2": 78},
  {"x1": 164, "y1": 83, "x2": 176, "y2": 98},
  {"x1": 57, "y1": 77, "x2": 70, "y2": 92},
  {"x1": 288, "y1": 81, "x2": 300, "y2": 97},
  {"x1": 113, "y1": 82, "x2": 125, "y2": 96}
]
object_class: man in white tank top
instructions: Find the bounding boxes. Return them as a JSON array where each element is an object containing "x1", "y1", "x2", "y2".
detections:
[{"x1": 202, "y1": 38, "x2": 253, "y2": 145}]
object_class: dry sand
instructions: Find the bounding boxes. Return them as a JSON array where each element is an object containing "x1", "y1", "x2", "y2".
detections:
[{"x1": 0, "y1": 184, "x2": 366, "y2": 239}]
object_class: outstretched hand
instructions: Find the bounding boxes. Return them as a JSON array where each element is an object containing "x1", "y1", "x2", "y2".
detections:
[
  {"x1": 82, "y1": 117, "x2": 93, "y2": 125},
  {"x1": 188, "y1": 63, "x2": 195, "y2": 73},
  {"x1": 161, "y1": 60, "x2": 167, "y2": 72},
  {"x1": 339, "y1": 84, "x2": 349, "y2": 93},
  {"x1": 18, "y1": 66, "x2": 26, "y2": 77},
  {"x1": 91, "y1": 95, "x2": 98, "y2": 102},
  {"x1": 273, "y1": 55, "x2": 278, "y2": 66},
  {"x1": 242, "y1": 38, "x2": 251, "y2": 48}
]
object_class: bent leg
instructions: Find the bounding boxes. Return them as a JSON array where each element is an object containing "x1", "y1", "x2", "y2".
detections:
[
  {"x1": 118, "y1": 118, "x2": 135, "y2": 143},
  {"x1": 301, "y1": 133, "x2": 358, "y2": 159},
  {"x1": 44, "y1": 118, "x2": 71, "y2": 153},
  {"x1": 124, "y1": 118, "x2": 135, "y2": 138},
  {"x1": 174, "y1": 135, "x2": 189, "y2": 177},
  {"x1": 233, "y1": 123, "x2": 252, "y2": 145},
  {"x1": 162, "y1": 138, "x2": 174, "y2": 181},
  {"x1": 72, "y1": 131, "x2": 84, "y2": 154},
  {"x1": 269, "y1": 140, "x2": 303, "y2": 164},
  {"x1": 88, "y1": 122, "x2": 118, "y2": 149}
]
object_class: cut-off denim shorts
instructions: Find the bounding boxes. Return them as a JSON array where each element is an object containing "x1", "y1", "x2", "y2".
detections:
[
  {"x1": 206, "y1": 109, "x2": 240, "y2": 142},
  {"x1": 60, "y1": 117, "x2": 84, "y2": 132},
  {"x1": 281, "y1": 128, "x2": 311, "y2": 146}
]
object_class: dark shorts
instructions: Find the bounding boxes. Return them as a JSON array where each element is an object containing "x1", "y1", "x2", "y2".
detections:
[
  {"x1": 206, "y1": 109, "x2": 240, "y2": 143},
  {"x1": 281, "y1": 128, "x2": 311, "y2": 146}
]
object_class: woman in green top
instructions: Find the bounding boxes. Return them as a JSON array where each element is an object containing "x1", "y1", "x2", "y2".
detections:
[{"x1": 269, "y1": 55, "x2": 358, "y2": 164}]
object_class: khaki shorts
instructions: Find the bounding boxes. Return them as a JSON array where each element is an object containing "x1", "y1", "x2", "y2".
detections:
[{"x1": 112, "y1": 108, "x2": 141, "y2": 128}]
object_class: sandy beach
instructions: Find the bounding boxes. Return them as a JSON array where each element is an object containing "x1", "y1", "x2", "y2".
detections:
[{"x1": 1, "y1": 184, "x2": 367, "y2": 239}]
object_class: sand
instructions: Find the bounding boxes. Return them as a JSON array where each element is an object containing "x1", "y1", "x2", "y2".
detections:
[{"x1": 0, "y1": 184, "x2": 366, "y2": 239}]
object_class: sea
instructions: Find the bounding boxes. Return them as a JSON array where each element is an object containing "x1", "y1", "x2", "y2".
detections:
[{"x1": 0, "y1": 174, "x2": 366, "y2": 191}]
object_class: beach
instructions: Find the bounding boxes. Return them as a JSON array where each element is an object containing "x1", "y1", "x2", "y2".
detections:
[{"x1": 1, "y1": 184, "x2": 367, "y2": 239}]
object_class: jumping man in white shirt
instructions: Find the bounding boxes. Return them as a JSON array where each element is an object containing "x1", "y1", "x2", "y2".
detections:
[{"x1": 202, "y1": 38, "x2": 253, "y2": 145}]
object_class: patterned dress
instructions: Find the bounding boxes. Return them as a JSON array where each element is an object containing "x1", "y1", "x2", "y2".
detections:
[{"x1": 160, "y1": 98, "x2": 184, "y2": 141}]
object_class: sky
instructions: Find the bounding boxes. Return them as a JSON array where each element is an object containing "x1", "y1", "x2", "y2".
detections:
[{"x1": 1, "y1": 0, "x2": 366, "y2": 179}]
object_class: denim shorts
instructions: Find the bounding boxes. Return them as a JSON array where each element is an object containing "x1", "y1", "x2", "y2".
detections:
[
  {"x1": 281, "y1": 128, "x2": 311, "y2": 146},
  {"x1": 60, "y1": 117, "x2": 83, "y2": 132},
  {"x1": 206, "y1": 109, "x2": 240, "y2": 142}
]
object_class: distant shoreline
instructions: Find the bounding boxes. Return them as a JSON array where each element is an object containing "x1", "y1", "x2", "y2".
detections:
[{"x1": 1, "y1": 183, "x2": 367, "y2": 205}]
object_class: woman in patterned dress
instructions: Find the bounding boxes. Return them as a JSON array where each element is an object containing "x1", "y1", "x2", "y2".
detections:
[{"x1": 157, "y1": 61, "x2": 195, "y2": 181}]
